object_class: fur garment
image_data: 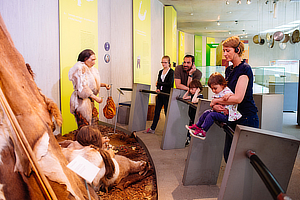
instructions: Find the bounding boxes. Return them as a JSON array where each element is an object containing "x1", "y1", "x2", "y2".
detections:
[{"x1": 69, "y1": 61, "x2": 101, "y2": 124}]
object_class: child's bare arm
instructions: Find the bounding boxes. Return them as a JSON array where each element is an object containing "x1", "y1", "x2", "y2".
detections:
[{"x1": 191, "y1": 88, "x2": 201, "y2": 103}]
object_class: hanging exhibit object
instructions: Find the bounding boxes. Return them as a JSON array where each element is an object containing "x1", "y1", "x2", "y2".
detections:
[
  {"x1": 291, "y1": 29, "x2": 300, "y2": 44},
  {"x1": 279, "y1": 42, "x2": 287, "y2": 50},
  {"x1": 103, "y1": 86, "x2": 116, "y2": 119},
  {"x1": 253, "y1": 35, "x2": 261, "y2": 44},
  {"x1": 273, "y1": 31, "x2": 284, "y2": 42},
  {"x1": 282, "y1": 34, "x2": 290, "y2": 43},
  {"x1": 259, "y1": 38, "x2": 265, "y2": 45},
  {"x1": 266, "y1": 33, "x2": 271, "y2": 43},
  {"x1": 268, "y1": 35, "x2": 274, "y2": 48}
]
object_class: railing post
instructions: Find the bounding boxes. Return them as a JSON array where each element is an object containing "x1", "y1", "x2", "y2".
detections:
[
  {"x1": 161, "y1": 88, "x2": 190, "y2": 150},
  {"x1": 219, "y1": 125, "x2": 300, "y2": 200},
  {"x1": 183, "y1": 99, "x2": 225, "y2": 185},
  {"x1": 127, "y1": 83, "x2": 150, "y2": 132},
  {"x1": 246, "y1": 150, "x2": 291, "y2": 200}
]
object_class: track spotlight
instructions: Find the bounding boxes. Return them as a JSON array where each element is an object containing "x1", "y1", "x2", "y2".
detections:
[
  {"x1": 225, "y1": 0, "x2": 229, "y2": 5},
  {"x1": 217, "y1": 21, "x2": 220, "y2": 26},
  {"x1": 235, "y1": 20, "x2": 238, "y2": 25},
  {"x1": 237, "y1": 0, "x2": 241, "y2": 4},
  {"x1": 229, "y1": 31, "x2": 231, "y2": 34},
  {"x1": 246, "y1": 0, "x2": 251, "y2": 4}
]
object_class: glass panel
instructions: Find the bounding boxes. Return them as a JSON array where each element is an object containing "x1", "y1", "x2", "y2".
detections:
[
  {"x1": 252, "y1": 66, "x2": 286, "y2": 94},
  {"x1": 197, "y1": 66, "x2": 225, "y2": 86}
]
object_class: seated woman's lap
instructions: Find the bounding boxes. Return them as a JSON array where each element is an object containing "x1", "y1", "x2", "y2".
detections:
[{"x1": 228, "y1": 113, "x2": 259, "y2": 130}]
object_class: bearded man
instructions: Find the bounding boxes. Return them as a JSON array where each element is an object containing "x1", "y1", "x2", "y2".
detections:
[{"x1": 174, "y1": 55, "x2": 202, "y2": 90}]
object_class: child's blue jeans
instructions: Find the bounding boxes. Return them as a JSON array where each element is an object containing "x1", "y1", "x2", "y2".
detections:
[{"x1": 196, "y1": 109, "x2": 228, "y2": 131}]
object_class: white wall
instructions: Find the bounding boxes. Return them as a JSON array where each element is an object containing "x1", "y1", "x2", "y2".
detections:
[
  {"x1": 0, "y1": 1, "x2": 60, "y2": 107},
  {"x1": 150, "y1": 0, "x2": 164, "y2": 103},
  {"x1": 98, "y1": 0, "x2": 134, "y2": 123},
  {"x1": 249, "y1": 37, "x2": 300, "y2": 66},
  {"x1": 97, "y1": 0, "x2": 164, "y2": 120},
  {"x1": 184, "y1": 33, "x2": 194, "y2": 56}
]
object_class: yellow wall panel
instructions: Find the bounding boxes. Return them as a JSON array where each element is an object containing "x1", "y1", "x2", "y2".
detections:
[
  {"x1": 133, "y1": 0, "x2": 151, "y2": 84},
  {"x1": 59, "y1": 0, "x2": 98, "y2": 134}
]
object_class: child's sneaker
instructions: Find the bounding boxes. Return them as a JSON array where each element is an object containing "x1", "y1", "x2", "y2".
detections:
[
  {"x1": 190, "y1": 128, "x2": 206, "y2": 140},
  {"x1": 185, "y1": 124, "x2": 198, "y2": 131}
]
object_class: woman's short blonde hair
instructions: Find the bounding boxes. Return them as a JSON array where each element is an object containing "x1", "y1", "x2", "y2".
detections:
[{"x1": 222, "y1": 36, "x2": 244, "y2": 57}]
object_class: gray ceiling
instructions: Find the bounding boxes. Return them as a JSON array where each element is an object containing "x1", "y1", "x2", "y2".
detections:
[{"x1": 158, "y1": 0, "x2": 300, "y2": 39}]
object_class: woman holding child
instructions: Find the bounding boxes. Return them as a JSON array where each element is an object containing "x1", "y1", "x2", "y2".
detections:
[{"x1": 212, "y1": 36, "x2": 258, "y2": 161}]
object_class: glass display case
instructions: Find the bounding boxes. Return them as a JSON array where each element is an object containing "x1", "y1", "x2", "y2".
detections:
[
  {"x1": 252, "y1": 60, "x2": 299, "y2": 111},
  {"x1": 252, "y1": 66, "x2": 286, "y2": 94}
]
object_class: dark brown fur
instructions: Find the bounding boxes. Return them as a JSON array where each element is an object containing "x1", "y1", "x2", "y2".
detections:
[
  {"x1": 75, "y1": 126, "x2": 103, "y2": 149},
  {"x1": 91, "y1": 145, "x2": 115, "y2": 180}
]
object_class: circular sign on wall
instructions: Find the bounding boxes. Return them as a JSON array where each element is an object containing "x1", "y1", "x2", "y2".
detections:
[
  {"x1": 104, "y1": 42, "x2": 110, "y2": 51},
  {"x1": 104, "y1": 54, "x2": 110, "y2": 63}
]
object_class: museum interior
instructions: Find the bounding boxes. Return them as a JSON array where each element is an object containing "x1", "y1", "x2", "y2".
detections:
[{"x1": 0, "y1": 0, "x2": 300, "y2": 199}]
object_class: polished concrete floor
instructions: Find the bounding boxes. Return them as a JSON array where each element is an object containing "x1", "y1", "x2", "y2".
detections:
[{"x1": 119, "y1": 111, "x2": 300, "y2": 200}]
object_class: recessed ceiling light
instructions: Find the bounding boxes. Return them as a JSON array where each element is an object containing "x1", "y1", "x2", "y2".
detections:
[
  {"x1": 246, "y1": 0, "x2": 251, "y2": 4},
  {"x1": 226, "y1": 0, "x2": 229, "y2": 5},
  {"x1": 227, "y1": 11, "x2": 232, "y2": 14},
  {"x1": 237, "y1": 0, "x2": 241, "y2": 4},
  {"x1": 190, "y1": 13, "x2": 194, "y2": 16},
  {"x1": 217, "y1": 21, "x2": 220, "y2": 26},
  {"x1": 229, "y1": 31, "x2": 231, "y2": 34}
]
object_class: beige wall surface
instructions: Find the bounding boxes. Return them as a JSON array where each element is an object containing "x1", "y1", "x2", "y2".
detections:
[{"x1": 184, "y1": 33, "x2": 194, "y2": 56}]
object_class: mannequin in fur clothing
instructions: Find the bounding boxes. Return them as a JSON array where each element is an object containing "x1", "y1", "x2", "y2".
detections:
[{"x1": 69, "y1": 49, "x2": 111, "y2": 129}]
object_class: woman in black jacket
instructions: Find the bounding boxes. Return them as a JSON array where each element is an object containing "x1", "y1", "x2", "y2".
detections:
[{"x1": 146, "y1": 56, "x2": 174, "y2": 133}]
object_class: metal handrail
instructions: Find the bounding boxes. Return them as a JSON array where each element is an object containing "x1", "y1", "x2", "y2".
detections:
[
  {"x1": 215, "y1": 121, "x2": 234, "y2": 139},
  {"x1": 119, "y1": 87, "x2": 133, "y2": 91},
  {"x1": 176, "y1": 97, "x2": 197, "y2": 109},
  {"x1": 139, "y1": 89, "x2": 170, "y2": 96},
  {"x1": 246, "y1": 150, "x2": 292, "y2": 200}
]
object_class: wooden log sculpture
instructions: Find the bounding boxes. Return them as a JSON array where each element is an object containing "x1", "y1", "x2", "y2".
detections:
[{"x1": 0, "y1": 14, "x2": 98, "y2": 199}]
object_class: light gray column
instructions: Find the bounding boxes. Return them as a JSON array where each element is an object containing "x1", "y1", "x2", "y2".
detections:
[
  {"x1": 161, "y1": 88, "x2": 190, "y2": 150},
  {"x1": 253, "y1": 93, "x2": 284, "y2": 133},
  {"x1": 128, "y1": 83, "x2": 150, "y2": 133},
  {"x1": 219, "y1": 125, "x2": 300, "y2": 200},
  {"x1": 183, "y1": 99, "x2": 225, "y2": 185}
]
